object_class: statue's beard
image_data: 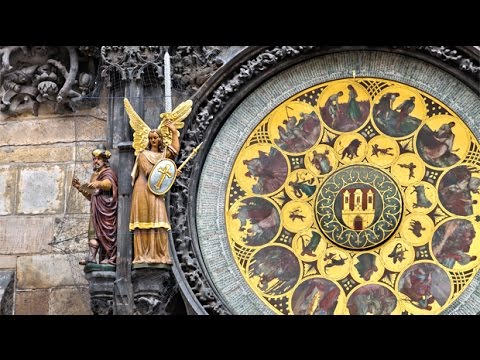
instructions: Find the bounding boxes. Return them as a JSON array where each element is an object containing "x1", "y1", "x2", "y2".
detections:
[{"x1": 93, "y1": 163, "x2": 103, "y2": 171}]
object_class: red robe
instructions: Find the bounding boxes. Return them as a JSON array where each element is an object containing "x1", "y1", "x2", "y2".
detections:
[{"x1": 90, "y1": 167, "x2": 118, "y2": 264}]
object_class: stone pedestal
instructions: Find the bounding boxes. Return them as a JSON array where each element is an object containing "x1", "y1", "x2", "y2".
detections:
[
  {"x1": 132, "y1": 265, "x2": 182, "y2": 315},
  {"x1": 84, "y1": 264, "x2": 116, "y2": 315}
]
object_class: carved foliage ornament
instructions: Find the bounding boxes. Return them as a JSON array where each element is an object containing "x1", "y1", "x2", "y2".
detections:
[
  {"x1": 100, "y1": 45, "x2": 228, "y2": 92},
  {"x1": 170, "y1": 46, "x2": 227, "y2": 91},
  {"x1": 0, "y1": 46, "x2": 100, "y2": 117},
  {"x1": 100, "y1": 46, "x2": 164, "y2": 86},
  {"x1": 399, "y1": 46, "x2": 480, "y2": 75}
]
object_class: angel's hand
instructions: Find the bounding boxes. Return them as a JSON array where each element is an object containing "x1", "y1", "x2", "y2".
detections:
[{"x1": 165, "y1": 120, "x2": 176, "y2": 131}]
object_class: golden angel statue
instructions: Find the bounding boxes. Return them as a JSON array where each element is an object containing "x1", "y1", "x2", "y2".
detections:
[{"x1": 124, "y1": 97, "x2": 192, "y2": 265}]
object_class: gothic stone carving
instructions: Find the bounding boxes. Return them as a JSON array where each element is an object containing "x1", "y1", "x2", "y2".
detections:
[
  {"x1": 91, "y1": 298, "x2": 114, "y2": 315},
  {"x1": 84, "y1": 268, "x2": 116, "y2": 315},
  {"x1": 399, "y1": 46, "x2": 480, "y2": 76},
  {"x1": 100, "y1": 46, "x2": 226, "y2": 93},
  {"x1": 100, "y1": 46, "x2": 163, "y2": 87},
  {"x1": 170, "y1": 46, "x2": 226, "y2": 91},
  {"x1": 0, "y1": 46, "x2": 99, "y2": 117},
  {"x1": 132, "y1": 268, "x2": 179, "y2": 315}
]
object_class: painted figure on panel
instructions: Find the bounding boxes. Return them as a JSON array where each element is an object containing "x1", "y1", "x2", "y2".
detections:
[
  {"x1": 346, "y1": 85, "x2": 362, "y2": 123},
  {"x1": 432, "y1": 219, "x2": 477, "y2": 269},
  {"x1": 439, "y1": 165, "x2": 480, "y2": 216},
  {"x1": 417, "y1": 121, "x2": 460, "y2": 167},
  {"x1": 319, "y1": 83, "x2": 370, "y2": 132},
  {"x1": 231, "y1": 197, "x2": 280, "y2": 246},
  {"x1": 388, "y1": 243, "x2": 408, "y2": 264},
  {"x1": 399, "y1": 263, "x2": 450, "y2": 311},
  {"x1": 291, "y1": 278, "x2": 340, "y2": 315},
  {"x1": 409, "y1": 220, "x2": 426, "y2": 238},
  {"x1": 373, "y1": 92, "x2": 422, "y2": 137},
  {"x1": 288, "y1": 172, "x2": 316, "y2": 199},
  {"x1": 347, "y1": 284, "x2": 397, "y2": 315},
  {"x1": 72, "y1": 144, "x2": 118, "y2": 265},
  {"x1": 371, "y1": 143, "x2": 394, "y2": 157},
  {"x1": 411, "y1": 184, "x2": 432, "y2": 209},
  {"x1": 299, "y1": 231, "x2": 321, "y2": 257},
  {"x1": 310, "y1": 149, "x2": 332, "y2": 174},
  {"x1": 354, "y1": 253, "x2": 378, "y2": 281},
  {"x1": 326, "y1": 91, "x2": 343, "y2": 126},
  {"x1": 274, "y1": 110, "x2": 321, "y2": 153},
  {"x1": 248, "y1": 246, "x2": 300, "y2": 296},
  {"x1": 373, "y1": 92, "x2": 399, "y2": 121},
  {"x1": 243, "y1": 147, "x2": 288, "y2": 194},
  {"x1": 124, "y1": 98, "x2": 192, "y2": 265}
]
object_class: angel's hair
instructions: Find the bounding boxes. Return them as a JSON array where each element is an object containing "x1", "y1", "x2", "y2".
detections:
[{"x1": 147, "y1": 129, "x2": 165, "y2": 150}]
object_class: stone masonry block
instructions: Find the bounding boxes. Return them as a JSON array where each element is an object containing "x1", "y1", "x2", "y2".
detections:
[
  {"x1": 0, "y1": 118, "x2": 75, "y2": 146},
  {"x1": 15, "y1": 290, "x2": 49, "y2": 315},
  {"x1": 0, "y1": 145, "x2": 74, "y2": 164},
  {"x1": 0, "y1": 255, "x2": 17, "y2": 269},
  {"x1": 0, "y1": 166, "x2": 15, "y2": 215},
  {"x1": 17, "y1": 253, "x2": 87, "y2": 289},
  {"x1": 76, "y1": 117, "x2": 106, "y2": 141},
  {"x1": 0, "y1": 216, "x2": 54, "y2": 254},
  {"x1": 17, "y1": 165, "x2": 65, "y2": 214},
  {"x1": 49, "y1": 287, "x2": 92, "y2": 315},
  {"x1": 65, "y1": 162, "x2": 93, "y2": 214},
  {"x1": 51, "y1": 214, "x2": 90, "y2": 254}
]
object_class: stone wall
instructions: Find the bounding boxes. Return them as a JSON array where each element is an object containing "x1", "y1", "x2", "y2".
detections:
[{"x1": 0, "y1": 88, "x2": 109, "y2": 314}]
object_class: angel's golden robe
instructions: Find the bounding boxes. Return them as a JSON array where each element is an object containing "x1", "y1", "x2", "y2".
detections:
[{"x1": 129, "y1": 146, "x2": 177, "y2": 264}]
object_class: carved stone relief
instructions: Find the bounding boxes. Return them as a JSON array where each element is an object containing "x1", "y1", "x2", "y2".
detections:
[
  {"x1": 0, "y1": 46, "x2": 100, "y2": 117},
  {"x1": 100, "y1": 46, "x2": 164, "y2": 87},
  {"x1": 170, "y1": 46, "x2": 227, "y2": 91},
  {"x1": 132, "y1": 268, "x2": 179, "y2": 315},
  {"x1": 402, "y1": 46, "x2": 480, "y2": 75},
  {"x1": 100, "y1": 45, "x2": 227, "y2": 93}
]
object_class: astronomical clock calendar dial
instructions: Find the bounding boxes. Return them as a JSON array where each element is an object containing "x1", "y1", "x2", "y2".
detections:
[{"x1": 225, "y1": 78, "x2": 480, "y2": 315}]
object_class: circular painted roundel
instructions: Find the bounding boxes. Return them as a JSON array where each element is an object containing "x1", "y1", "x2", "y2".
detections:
[
  {"x1": 316, "y1": 164, "x2": 402, "y2": 250},
  {"x1": 223, "y1": 77, "x2": 480, "y2": 315}
]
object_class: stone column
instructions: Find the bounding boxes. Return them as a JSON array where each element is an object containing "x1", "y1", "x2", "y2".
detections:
[{"x1": 101, "y1": 46, "x2": 167, "y2": 315}]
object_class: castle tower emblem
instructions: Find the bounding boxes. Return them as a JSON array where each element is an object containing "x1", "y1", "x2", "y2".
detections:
[
  {"x1": 341, "y1": 187, "x2": 376, "y2": 230},
  {"x1": 316, "y1": 165, "x2": 402, "y2": 250}
]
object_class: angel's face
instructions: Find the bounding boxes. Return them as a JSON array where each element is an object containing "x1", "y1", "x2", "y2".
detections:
[{"x1": 148, "y1": 131, "x2": 162, "y2": 150}]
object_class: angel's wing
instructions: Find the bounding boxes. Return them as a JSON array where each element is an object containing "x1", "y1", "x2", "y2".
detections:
[
  {"x1": 158, "y1": 99, "x2": 193, "y2": 148},
  {"x1": 124, "y1": 98, "x2": 151, "y2": 156}
]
